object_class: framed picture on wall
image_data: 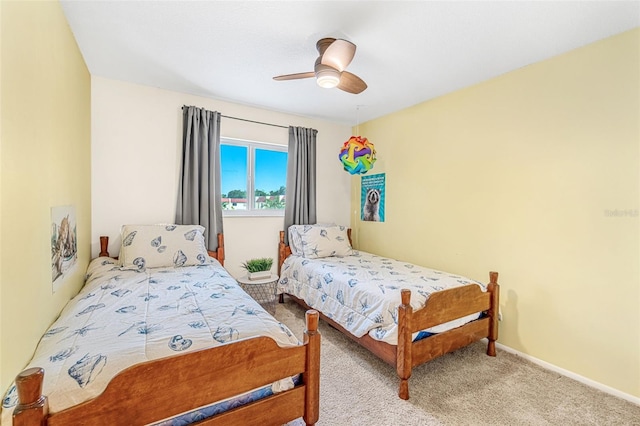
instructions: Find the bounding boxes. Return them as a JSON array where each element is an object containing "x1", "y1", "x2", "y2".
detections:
[
  {"x1": 361, "y1": 173, "x2": 385, "y2": 222},
  {"x1": 51, "y1": 205, "x2": 78, "y2": 292}
]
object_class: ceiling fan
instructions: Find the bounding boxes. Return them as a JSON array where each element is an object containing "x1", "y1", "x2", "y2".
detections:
[{"x1": 273, "y1": 38, "x2": 367, "y2": 94}]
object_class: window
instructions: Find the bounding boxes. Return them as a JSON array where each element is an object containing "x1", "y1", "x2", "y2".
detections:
[{"x1": 220, "y1": 138, "x2": 287, "y2": 216}]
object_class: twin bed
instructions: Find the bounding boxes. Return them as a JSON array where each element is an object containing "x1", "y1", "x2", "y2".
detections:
[
  {"x1": 3, "y1": 224, "x2": 320, "y2": 426},
  {"x1": 278, "y1": 224, "x2": 500, "y2": 400}
]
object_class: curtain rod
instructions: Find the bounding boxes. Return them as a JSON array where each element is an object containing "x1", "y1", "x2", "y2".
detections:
[
  {"x1": 181, "y1": 106, "x2": 288, "y2": 129},
  {"x1": 221, "y1": 114, "x2": 288, "y2": 129}
]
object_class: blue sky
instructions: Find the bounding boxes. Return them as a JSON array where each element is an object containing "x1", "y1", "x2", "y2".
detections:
[{"x1": 221, "y1": 145, "x2": 287, "y2": 195}]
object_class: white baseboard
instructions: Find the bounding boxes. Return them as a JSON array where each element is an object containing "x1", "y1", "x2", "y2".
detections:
[{"x1": 492, "y1": 341, "x2": 640, "y2": 406}]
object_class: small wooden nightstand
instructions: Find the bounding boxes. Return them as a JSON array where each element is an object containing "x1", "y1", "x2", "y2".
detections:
[{"x1": 236, "y1": 274, "x2": 279, "y2": 315}]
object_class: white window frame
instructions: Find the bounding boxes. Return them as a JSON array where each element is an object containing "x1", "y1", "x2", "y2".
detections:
[{"x1": 220, "y1": 137, "x2": 287, "y2": 217}]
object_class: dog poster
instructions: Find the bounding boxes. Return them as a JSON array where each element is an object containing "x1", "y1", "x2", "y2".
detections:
[
  {"x1": 51, "y1": 205, "x2": 78, "y2": 292},
  {"x1": 361, "y1": 173, "x2": 385, "y2": 222}
]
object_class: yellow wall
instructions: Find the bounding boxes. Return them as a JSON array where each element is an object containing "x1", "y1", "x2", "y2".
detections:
[
  {"x1": 0, "y1": 0, "x2": 91, "y2": 392},
  {"x1": 0, "y1": 0, "x2": 3, "y2": 384},
  {"x1": 353, "y1": 29, "x2": 639, "y2": 398}
]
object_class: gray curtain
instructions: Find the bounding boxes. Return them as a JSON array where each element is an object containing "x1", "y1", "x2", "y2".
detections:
[
  {"x1": 175, "y1": 106, "x2": 223, "y2": 250},
  {"x1": 283, "y1": 126, "x2": 318, "y2": 244}
]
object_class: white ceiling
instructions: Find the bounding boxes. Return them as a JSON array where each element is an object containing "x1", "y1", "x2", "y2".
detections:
[{"x1": 60, "y1": 1, "x2": 639, "y2": 126}]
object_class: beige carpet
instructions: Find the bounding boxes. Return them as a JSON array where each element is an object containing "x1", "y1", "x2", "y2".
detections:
[{"x1": 274, "y1": 299, "x2": 640, "y2": 426}]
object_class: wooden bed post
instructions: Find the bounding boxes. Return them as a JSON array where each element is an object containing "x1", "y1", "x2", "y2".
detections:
[
  {"x1": 278, "y1": 231, "x2": 287, "y2": 276},
  {"x1": 303, "y1": 310, "x2": 321, "y2": 426},
  {"x1": 278, "y1": 231, "x2": 288, "y2": 303},
  {"x1": 99, "y1": 236, "x2": 109, "y2": 257},
  {"x1": 487, "y1": 271, "x2": 500, "y2": 357},
  {"x1": 12, "y1": 367, "x2": 48, "y2": 426},
  {"x1": 396, "y1": 289, "x2": 413, "y2": 400},
  {"x1": 215, "y1": 233, "x2": 225, "y2": 265}
]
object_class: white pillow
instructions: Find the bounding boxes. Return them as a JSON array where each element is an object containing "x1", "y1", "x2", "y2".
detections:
[
  {"x1": 287, "y1": 225, "x2": 306, "y2": 256},
  {"x1": 288, "y1": 223, "x2": 337, "y2": 256},
  {"x1": 298, "y1": 225, "x2": 353, "y2": 258},
  {"x1": 119, "y1": 224, "x2": 210, "y2": 270}
]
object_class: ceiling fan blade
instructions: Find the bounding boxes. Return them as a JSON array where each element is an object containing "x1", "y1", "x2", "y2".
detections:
[
  {"x1": 273, "y1": 72, "x2": 315, "y2": 81},
  {"x1": 321, "y1": 39, "x2": 356, "y2": 72},
  {"x1": 338, "y1": 71, "x2": 367, "y2": 94}
]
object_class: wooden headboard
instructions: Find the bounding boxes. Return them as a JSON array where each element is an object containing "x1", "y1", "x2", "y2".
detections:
[
  {"x1": 99, "y1": 233, "x2": 226, "y2": 266},
  {"x1": 277, "y1": 228, "x2": 352, "y2": 275}
]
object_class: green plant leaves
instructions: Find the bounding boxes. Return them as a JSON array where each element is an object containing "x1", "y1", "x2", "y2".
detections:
[{"x1": 241, "y1": 257, "x2": 273, "y2": 273}]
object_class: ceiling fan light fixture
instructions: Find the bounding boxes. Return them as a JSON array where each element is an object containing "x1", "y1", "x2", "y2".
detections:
[
  {"x1": 316, "y1": 67, "x2": 341, "y2": 88},
  {"x1": 273, "y1": 38, "x2": 366, "y2": 94}
]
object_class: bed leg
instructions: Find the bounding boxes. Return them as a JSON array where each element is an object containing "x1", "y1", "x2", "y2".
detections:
[
  {"x1": 12, "y1": 367, "x2": 48, "y2": 426},
  {"x1": 396, "y1": 289, "x2": 412, "y2": 400},
  {"x1": 487, "y1": 271, "x2": 500, "y2": 357},
  {"x1": 487, "y1": 337, "x2": 496, "y2": 357},
  {"x1": 398, "y1": 379, "x2": 410, "y2": 401},
  {"x1": 303, "y1": 310, "x2": 320, "y2": 426}
]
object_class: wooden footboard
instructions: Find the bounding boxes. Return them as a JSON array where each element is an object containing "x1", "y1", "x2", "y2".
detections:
[
  {"x1": 278, "y1": 228, "x2": 499, "y2": 401},
  {"x1": 12, "y1": 310, "x2": 320, "y2": 426},
  {"x1": 396, "y1": 272, "x2": 499, "y2": 399}
]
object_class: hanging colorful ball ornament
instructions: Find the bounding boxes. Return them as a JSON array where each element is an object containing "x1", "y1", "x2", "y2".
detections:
[{"x1": 338, "y1": 136, "x2": 376, "y2": 175}]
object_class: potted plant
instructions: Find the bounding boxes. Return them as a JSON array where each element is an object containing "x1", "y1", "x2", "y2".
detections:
[{"x1": 241, "y1": 257, "x2": 273, "y2": 280}]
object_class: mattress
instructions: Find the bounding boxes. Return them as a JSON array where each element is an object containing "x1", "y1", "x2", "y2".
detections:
[{"x1": 278, "y1": 250, "x2": 485, "y2": 345}]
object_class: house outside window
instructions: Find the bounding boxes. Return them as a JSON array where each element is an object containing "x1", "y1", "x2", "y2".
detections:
[{"x1": 220, "y1": 138, "x2": 287, "y2": 216}]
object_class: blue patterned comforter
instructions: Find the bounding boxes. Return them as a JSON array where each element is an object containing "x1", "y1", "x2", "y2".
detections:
[
  {"x1": 278, "y1": 251, "x2": 486, "y2": 345},
  {"x1": 2, "y1": 257, "x2": 299, "y2": 424}
]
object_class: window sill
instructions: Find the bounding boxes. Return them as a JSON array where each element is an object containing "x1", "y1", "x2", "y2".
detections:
[{"x1": 223, "y1": 210, "x2": 285, "y2": 218}]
